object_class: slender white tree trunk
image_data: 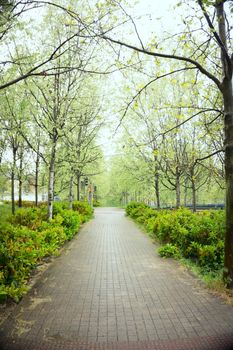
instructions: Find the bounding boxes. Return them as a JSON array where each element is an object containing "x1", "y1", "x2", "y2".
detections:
[
  {"x1": 48, "y1": 144, "x2": 56, "y2": 220},
  {"x1": 18, "y1": 148, "x2": 23, "y2": 208},
  {"x1": 11, "y1": 146, "x2": 17, "y2": 215},
  {"x1": 69, "y1": 176, "x2": 73, "y2": 209},
  {"x1": 35, "y1": 145, "x2": 40, "y2": 206},
  {"x1": 175, "y1": 167, "x2": 181, "y2": 208}
]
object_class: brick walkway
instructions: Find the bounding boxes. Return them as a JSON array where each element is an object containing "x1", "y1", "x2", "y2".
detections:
[{"x1": 1, "y1": 207, "x2": 233, "y2": 350}]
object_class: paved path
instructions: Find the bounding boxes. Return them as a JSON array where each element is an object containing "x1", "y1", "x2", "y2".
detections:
[{"x1": 1, "y1": 207, "x2": 233, "y2": 350}]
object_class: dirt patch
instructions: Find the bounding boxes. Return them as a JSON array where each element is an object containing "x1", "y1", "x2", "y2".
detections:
[
  {"x1": 29, "y1": 296, "x2": 52, "y2": 310},
  {"x1": 14, "y1": 318, "x2": 35, "y2": 337}
]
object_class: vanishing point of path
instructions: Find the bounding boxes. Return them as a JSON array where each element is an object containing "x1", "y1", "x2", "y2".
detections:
[{"x1": 1, "y1": 208, "x2": 233, "y2": 350}]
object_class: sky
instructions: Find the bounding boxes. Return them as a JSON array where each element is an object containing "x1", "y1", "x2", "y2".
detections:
[
  {"x1": 129, "y1": 0, "x2": 178, "y2": 39},
  {"x1": 99, "y1": 0, "x2": 178, "y2": 159}
]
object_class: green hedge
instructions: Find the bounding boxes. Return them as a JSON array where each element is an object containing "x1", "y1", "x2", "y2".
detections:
[
  {"x1": 72, "y1": 201, "x2": 93, "y2": 220},
  {"x1": 0, "y1": 201, "x2": 92, "y2": 302},
  {"x1": 126, "y1": 202, "x2": 225, "y2": 271},
  {"x1": 93, "y1": 199, "x2": 101, "y2": 207}
]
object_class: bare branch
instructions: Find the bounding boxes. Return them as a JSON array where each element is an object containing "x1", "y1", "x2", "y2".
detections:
[
  {"x1": 115, "y1": 67, "x2": 197, "y2": 133},
  {"x1": 112, "y1": 0, "x2": 145, "y2": 50},
  {"x1": 195, "y1": 149, "x2": 224, "y2": 166},
  {"x1": 101, "y1": 35, "x2": 222, "y2": 89},
  {"x1": 148, "y1": 108, "x2": 222, "y2": 144}
]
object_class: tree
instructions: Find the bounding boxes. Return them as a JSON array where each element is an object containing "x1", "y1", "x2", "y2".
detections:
[
  {"x1": 0, "y1": 86, "x2": 28, "y2": 214},
  {"x1": 56, "y1": 101, "x2": 103, "y2": 207}
]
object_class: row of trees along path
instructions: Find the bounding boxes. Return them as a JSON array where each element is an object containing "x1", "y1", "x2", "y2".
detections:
[{"x1": 0, "y1": 1, "x2": 233, "y2": 287}]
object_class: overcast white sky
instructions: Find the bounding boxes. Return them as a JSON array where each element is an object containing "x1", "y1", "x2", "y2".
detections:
[
  {"x1": 128, "y1": 0, "x2": 180, "y2": 42},
  {"x1": 100, "y1": 0, "x2": 180, "y2": 158}
]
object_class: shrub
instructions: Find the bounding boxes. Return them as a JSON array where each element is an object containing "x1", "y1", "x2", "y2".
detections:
[
  {"x1": 135, "y1": 207, "x2": 158, "y2": 225},
  {"x1": 126, "y1": 204, "x2": 225, "y2": 272},
  {"x1": 158, "y1": 244, "x2": 180, "y2": 259},
  {"x1": 146, "y1": 217, "x2": 157, "y2": 234},
  {"x1": 9, "y1": 207, "x2": 47, "y2": 229},
  {"x1": 0, "y1": 284, "x2": 7, "y2": 303},
  {"x1": 41, "y1": 226, "x2": 66, "y2": 248},
  {"x1": 72, "y1": 201, "x2": 93, "y2": 221},
  {"x1": 53, "y1": 201, "x2": 69, "y2": 215},
  {"x1": 60, "y1": 210, "x2": 81, "y2": 240},
  {"x1": 93, "y1": 199, "x2": 101, "y2": 207},
  {"x1": 125, "y1": 202, "x2": 148, "y2": 219},
  {"x1": 125, "y1": 201, "x2": 138, "y2": 215},
  {"x1": 0, "y1": 224, "x2": 42, "y2": 293},
  {"x1": 189, "y1": 211, "x2": 225, "y2": 245},
  {"x1": 188, "y1": 241, "x2": 224, "y2": 269},
  {"x1": 0, "y1": 201, "x2": 93, "y2": 302}
]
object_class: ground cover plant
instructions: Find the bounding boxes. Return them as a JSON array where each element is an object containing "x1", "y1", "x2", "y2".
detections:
[
  {"x1": 126, "y1": 202, "x2": 225, "y2": 275},
  {"x1": 0, "y1": 201, "x2": 93, "y2": 303}
]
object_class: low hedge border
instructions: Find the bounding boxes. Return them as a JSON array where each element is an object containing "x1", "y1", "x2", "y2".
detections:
[
  {"x1": 126, "y1": 202, "x2": 225, "y2": 273},
  {"x1": 0, "y1": 201, "x2": 93, "y2": 302}
]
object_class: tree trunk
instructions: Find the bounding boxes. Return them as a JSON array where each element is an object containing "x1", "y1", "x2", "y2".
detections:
[
  {"x1": 18, "y1": 176, "x2": 22, "y2": 207},
  {"x1": 153, "y1": 153, "x2": 160, "y2": 208},
  {"x1": 155, "y1": 173, "x2": 160, "y2": 208},
  {"x1": 35, "y1": 149, "x2": 40, "y2": 206},
  {"x1": 216, "y1": 2, "x2": 233, "y2": 287},
  {"x1": 18, "y1": 149, "x2": 23, "y2": 208},
  {"x1": 191, "y1": 179, "x2": 196, "y2": 213},
  {"x1": 76, "y1": 173, "x2": 80, "y2": 201},
  {"x1": 123, "y1": 192, "x2": 126, "y2": 206},
  {"x1": 11, "y1": 147, "x2": 17, "y2": 215},
  {"x1": 11, "y1": 170, "x2": 15, "y2": 215},
  {"x1": 184, "y1": 178, "x2": 188, "y2": 207},
  {"x1": 69, "y1": 176, "x2": 73, "y2": 209},
  {"x1": 175, "y1": 167, "x2": 181, "y2": 209},
  {"x1": 41, "y1": 174, "x2": 46, "y2": 202},
  {"x1": 88, "y1": 184, "x2": 93, "y2": 207},
  {"x1": 48, "y1": 144, "x2": 56, "y2": 220},
  {"x1": 223, "y1": 79, "x2": 233, "y2": 287}
]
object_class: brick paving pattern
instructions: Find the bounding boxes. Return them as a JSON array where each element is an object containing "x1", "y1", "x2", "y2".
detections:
[{"x1": 0, "y1": 207, "x2": 233, "y2": 350}]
